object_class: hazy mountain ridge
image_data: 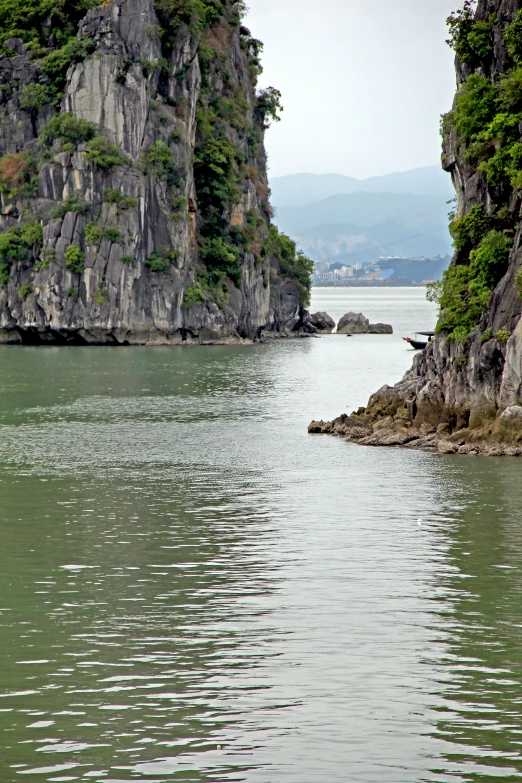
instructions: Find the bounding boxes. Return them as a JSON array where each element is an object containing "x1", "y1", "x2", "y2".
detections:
[
  {"x1": 271, "y1": 166, "x2": 455, "y2": 208},
  {"x1": 271, "y1": 184, "x2": 453, "y2": 264}
]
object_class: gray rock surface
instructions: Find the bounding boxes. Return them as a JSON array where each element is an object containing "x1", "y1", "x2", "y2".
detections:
[
  {"x1": 368, "y1": 323, "x2": 393, "y2": 334},
  {"x1": 0, "y1": 0, "x2": 306, "y2": 345},
  {"x1": 308, "y1": 311, "x2": 335, "y2": 333},
  {"x1": 337, "y1": 312, "x2": 370, "y2": 334}
]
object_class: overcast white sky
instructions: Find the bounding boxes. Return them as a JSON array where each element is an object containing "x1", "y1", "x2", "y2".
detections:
[{"x1": 245, "y1": 0, "x2": 459, "y2": 179}]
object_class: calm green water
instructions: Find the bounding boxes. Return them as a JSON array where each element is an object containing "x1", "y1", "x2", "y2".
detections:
[{"x1": 1, "y1": 289, "x2": 522, "y2": 782}]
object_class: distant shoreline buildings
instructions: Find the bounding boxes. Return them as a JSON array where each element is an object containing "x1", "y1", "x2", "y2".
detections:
[{"x1": 312, "y1": 255, "x2": 450, "y2": 287}]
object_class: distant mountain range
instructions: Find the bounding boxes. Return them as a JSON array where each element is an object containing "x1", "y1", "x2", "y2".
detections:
[{"x1": 270, "y1": 166, "x2": 455, "y2": 266}]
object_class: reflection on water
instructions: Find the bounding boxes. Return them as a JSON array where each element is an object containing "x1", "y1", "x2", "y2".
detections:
[{"x1": 0, "y1": 289, "x2": 522, "y2": 781}]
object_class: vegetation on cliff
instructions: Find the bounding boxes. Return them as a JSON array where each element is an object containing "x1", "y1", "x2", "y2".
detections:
[
  {"x1": 431, "y1": 3, "x2": 522, "y2": 340},
  {"x1": 0, "y1": 0, "x2": 312, "y2": 332}
]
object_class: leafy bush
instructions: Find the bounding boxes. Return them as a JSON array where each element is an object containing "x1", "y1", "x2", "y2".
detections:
[
  {"x1": 0, "y1": 221, "x2": 42, "y2": 285},
  {"x1": 18, "y1": 283, "x2": 33, "y2": 299},
  {"x1": 200, "y1": 236, "x2": 241, "y2": 286},
  {"x1": 170, "y1": 195, "x2": 187, "y2": 222},
  {"x1": 469, "y1": 230, "x2": 512, "y2": 285},
  {"x1": 40, "y1": 112, "x2": 97, "y2": 148},
  {"x1": 93, "y1": 285, "x2": 108, "y2": 305},
  {"x1": 48, "y1": 196, "x2": 89, "y2": 219},
  {"x1": 153, "y1": 0, "x2": 232, "y2": 33},
  {"x1": 121, "y1": 255, "x2": 133, "y2": 264},
  {"x1": 68, "y1": 286, "x2": 78, "y2": 297},
  {"x1": 145, "y1": 249, "x2": 178, "y2": 273},
  {"x1": 446, "y1": 2, "x2": 494, "y2": 64},
  {"x1": 183, "y1": 283, "x2": 206, "y2": 308},
  {"x1": 84, "y1": 136, "x2": 127, "y2": 169},
  {"x1": 480, "y1": 327, "x2": 493, "y2": 343},
  {"x1": 0, "y1": 152, "x2": 38, "y2": 198},
  {"x1": 0, "y1": 0, "x2": 100, "y2": 54},
  {"x1": 255, "y1": 87, "x2": 283, "y2": 128},
  {"x1": 85, "y1": 223, "x2": 103, "y2": 243},
  {"x1": 452, "y1": 74, "x2": 497, "y2": 142},
  {"x1": 437, "y1": 231, "x2": 512, "y2": 339},
  {"x1": 64, "y1": 244, "x2": 85, "y2": 273},
  {"x1": 19, "y1": 83, "x2": 49, "y2": 110},
  {"x1": 496, "y1": 328, "x2": 511, "y2": 342},
  {"x1": 104, "y1": 189, "x2": 136, "y2": 209},
  {"x1": 506, "y1": 10, "x2": 522, "y2": 64},
  {"x1": 194, "y1": 136, "x2": 236, "y2": 234},
  {"x1": 20, "y1": 219, "x2": 43, "y2": 247},
  {"x1": 105, "y1": 228, "x2": 122, "y2": 243},
  {"x1": 36, "y1": 249, "x2": 56, "y2": 269},
  {"x1": 497, "y1": 68, "x2": 522, "y2": 111},
  {"x1": 40, "y1": 37, "x2": 93, "y2": 99},
  {"x1": 140, "y1": 141, "x2": 181, "y2": 186},
  {"x1": 450, "y1": 204, "x2": 490, "y2": 249},
  {"x1": 262, "y1": 225, "x2": 314, "y2": 306},
  {"x1": 426, "y1": 280, "x2": 443, "y2": 304}
]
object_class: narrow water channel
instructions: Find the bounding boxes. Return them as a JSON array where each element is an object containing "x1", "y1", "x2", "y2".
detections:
[{"x1": 1, "y1": 289, "x2": 522, "y2": 782}]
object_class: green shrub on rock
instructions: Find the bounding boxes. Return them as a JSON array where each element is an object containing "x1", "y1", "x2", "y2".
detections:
[
  {"x1": 41, "y1": 113, "x2": 97, "y2": 148},
  {"x1": 200, "y1": 236, "x2": 241, "y2": 286},
  {"x1": 18, "y1": 283, "x2": 33, "y2": 300},
  {"x1": 446, "y1": 2, "x2": 494, "y2": 65},
  {"x1": 19, "y1": 83, "x2": 50, "y2": 111},
  {"x1": 496, "y1": 328, "x2": 511, "y2": 342},
  {"x1": 64, "y1": 244, "x2": 85, "y2": 273},
  {"x1": 40, "y1": 38, "x2": 93, "y2": 100},
  {"x1": 145, "y1": 249, "x2": 178, "y2": 273},
  {"x1": 452, "y1": 74, "x2": 497, "y2": 142},
  {"x1": 437, "y1": 230, "x2": 512, "y2": 340},
  {"x1": 262, "y1": 225, "x2": 313, "y2": 306},
  {"x1": 84, "y1": 136, "x2": 127, "y2": 169},
  {"x1": 0, "y1": 220, "x2": 42, "y2": 286},
  {"x1": 183, "y1": 283, "x2": 206, "y2": 308},
  {"x1": 450, "y1": 205, "x2": 490, "y2": 250},
  {"x1": 140, "y1": 141, "x2": 181, "y2": 186},
  {"x1": 506, "y1": 10, "x2": 522, "y2": 64},
  {"x1": 85, "y1": 223, "x2": 103, "y2": 244}
]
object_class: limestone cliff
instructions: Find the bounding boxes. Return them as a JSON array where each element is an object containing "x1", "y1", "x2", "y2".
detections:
[
  {"x1": 311, "y1": 0, "x2": 522, "y2": 454},
  {"x1": 0, "y1": 0, "x2": 310, "y2": 344}
]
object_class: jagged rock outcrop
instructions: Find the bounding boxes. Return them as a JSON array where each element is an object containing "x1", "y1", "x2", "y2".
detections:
[
  {"x1": 0, "y1": 0, "x2": 310, "y2": 344},
  {"x1": 311, "y1": 0, "x2": 522, "y2": 453}
]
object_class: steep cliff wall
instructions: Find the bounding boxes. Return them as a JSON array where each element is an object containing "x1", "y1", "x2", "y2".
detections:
[
  {"x1": 311, "y1": 0, "x2": 522, "y2": 454},
  {"x1": 0, "y1": 0, "x2": 311, "y2": 344}
]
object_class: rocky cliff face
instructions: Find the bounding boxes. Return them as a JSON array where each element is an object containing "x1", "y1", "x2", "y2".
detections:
[
  {"x1": 0, "y1": 0, "x2": 309, "y2": 344},
  {"x1": 312, "y1": 0, "x2": 522, "y2": 453}
]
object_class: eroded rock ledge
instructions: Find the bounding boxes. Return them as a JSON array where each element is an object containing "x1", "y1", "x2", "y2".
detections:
[{"x1": 309, "y1": 339, "x2": 522, "y2": 457}]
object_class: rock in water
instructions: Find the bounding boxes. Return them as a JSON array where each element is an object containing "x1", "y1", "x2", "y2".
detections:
[
  {"x1": 368, "y1": 323, "x2": 393, "y2": 334},
  {"x1": 0, "y1": 0, "x2": 312, "y2": 345},
  {"x1": 308, "y1": 312, "x2": 336, "y2": 333},
  {"x1": 337, "y1": 312, "x2": 369, "y2": 334}
]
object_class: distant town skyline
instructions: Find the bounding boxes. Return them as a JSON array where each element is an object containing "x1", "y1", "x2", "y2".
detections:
[{"x1": 245, "y1": 0, "x2": 459, "y2": 180}]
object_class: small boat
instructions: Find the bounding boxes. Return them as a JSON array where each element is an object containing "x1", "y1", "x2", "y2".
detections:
[{"x1": 403, "y1": 331, "x2": 435, "y2": 350}]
